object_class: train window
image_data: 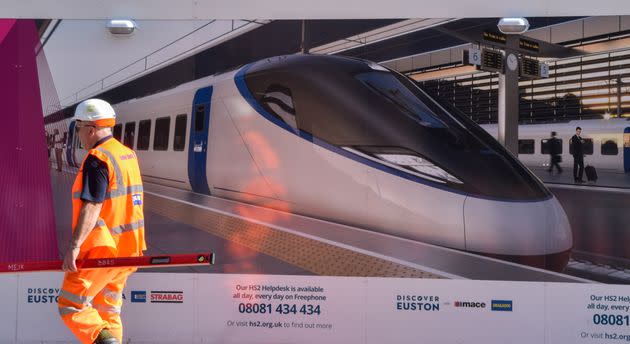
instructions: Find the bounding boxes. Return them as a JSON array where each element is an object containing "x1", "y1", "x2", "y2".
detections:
[
  {"x1": 174, "y1": 114, "x2": 187, "y2": 151},
  {"x1": 569, "y1": 138, "x2": 593, "y2": 155},
  {"x1": 137, "y1": 119, "x2": 151, "y2": 151},
  {"x1": 541, "y1": 139, "x2": 562, "y2": 155},
  {"x1": 601, "y1": 139, "x2": 619, "y2": 155},
  {"x1": 356, "y1": 72, "x2": 447, "y2": 128},
  {"x1": 153, "y1": 116, "x2": 170, "y2": 151},
  {"x1": 113, "y1": 124, "x2": 122, "y2": 141},
  {"x1": 518, "y1": 139, "x2": 535, "y2": 154},
  {"x1": 194, "y1": 105, "x2": 205, "y2": 132},
  {"x1": 584, "y1": 138, "x2": 593, "y2": 155},
  {"x1": 123, "y1": 122, "x2": 136, "y2": 149},
  {"x1": 540, "y1": 140, "x2": 548, "y2": 154},
  {"x1": 260, "y1": 85, "x2": 298, "y2": 132}
]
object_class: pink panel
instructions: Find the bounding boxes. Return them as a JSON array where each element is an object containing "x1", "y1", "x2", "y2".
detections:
[
  {"x1": 0, "y1": 20, "x2": 58, "y2": 263},
  {"x1": 0, "y1": 19, "x2": 16, "y2": 45}
]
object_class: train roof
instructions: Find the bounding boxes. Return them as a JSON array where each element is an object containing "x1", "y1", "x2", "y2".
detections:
[{"x1": 115, "y1": 69, "x2": 240, "y2": 108}]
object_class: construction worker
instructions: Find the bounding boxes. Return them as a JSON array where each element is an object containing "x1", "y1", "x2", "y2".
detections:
[{"x1": 57, "y1": 99, "x2": 146, "y2": 344}]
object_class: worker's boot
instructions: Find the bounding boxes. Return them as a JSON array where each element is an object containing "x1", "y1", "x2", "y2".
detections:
[{"x1": 93, "y1": 329, "x2": 119, "y2": 344}]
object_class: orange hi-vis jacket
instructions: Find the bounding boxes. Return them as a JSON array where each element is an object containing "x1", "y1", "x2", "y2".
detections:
[{"x1": 71, "y1": 137, "x2": 146, "y2": 257}]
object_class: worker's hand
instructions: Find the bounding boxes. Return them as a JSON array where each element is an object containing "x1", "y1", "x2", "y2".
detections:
[{"x1": 62, "y1": 246, "x2": 81, "y2": 272}]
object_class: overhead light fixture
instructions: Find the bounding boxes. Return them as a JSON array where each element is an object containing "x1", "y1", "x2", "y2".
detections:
[
  {"x1": 497, "y1": 17, "x2": 529, "y2": 35},
  {"x1": 106, "y1": 19, "x2": 137, "y2": 35}
]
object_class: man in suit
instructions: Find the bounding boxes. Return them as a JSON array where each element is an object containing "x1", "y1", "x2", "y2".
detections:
[
  {"x1": 570, "y1": 126, "x2": 584, "y2": 183},
  {"x1": 547, "y1": 131, "x2": 562, "y2": 174}
]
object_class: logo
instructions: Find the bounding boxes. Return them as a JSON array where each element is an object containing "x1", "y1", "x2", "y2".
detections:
[
  {"x1": 131, "y1": 290, "x2": 146, "y2": 303},
  {"x1": 26, "y1": 287, "x2": 60, "y2": 304},
  {"x1": 150, "y1": 291, "x2": 183, "y2": 303},
  {"x1": 491, "y1": 300, "x2": 513, "y2": 311},
  {"x1": 7, "y1": 263, "x2": 24, "y2": 271},
  {"x1": 132, "y1": 193, "x2": 142, "y2": 205},
  {"x1": 454, "y1": 300, "x2": 486, "y2": 309},
  {"x1": 396, "y1": 294, "x2": 440, "y2": 311},
  {"x1": 120, "y1": 153, "x2": 136, "y2": 160}
]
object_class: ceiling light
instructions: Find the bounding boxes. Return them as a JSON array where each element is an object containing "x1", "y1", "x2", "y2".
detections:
[
  {"x1": 497, "y1": 18, "x2": 529, "y2": 34},
  {"x1": 106, "y1": 19, "x2": 137, "y2": 35}
]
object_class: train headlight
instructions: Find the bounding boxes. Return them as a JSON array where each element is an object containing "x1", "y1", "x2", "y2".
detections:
[
  {"x1": 343, "y1": 146, "x2": 463, "y2": 185},
  {"x1": 375, "y1": 153, "x2": 463, "y2": 184}
]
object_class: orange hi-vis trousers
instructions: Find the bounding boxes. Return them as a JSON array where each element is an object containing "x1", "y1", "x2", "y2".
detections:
[{"x1": 58, "y1": 263, "x2": 136, "y2": 344}]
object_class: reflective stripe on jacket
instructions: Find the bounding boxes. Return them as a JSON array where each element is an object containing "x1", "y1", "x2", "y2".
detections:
[{"x1": 71, "y1": 138, "x2": 146, "y2": 258}]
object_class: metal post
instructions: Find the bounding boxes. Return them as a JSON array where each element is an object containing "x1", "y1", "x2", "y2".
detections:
[
  {"x1": 617, "y1": 75, "x2": 622, "y2": 117},
  {"x1": 497, "y1": 36, "x2": 520, "y2": 155},
  {"x1": 300, "y1": 20, "x2": 309, "y2": 54},
  {"x1": 497, "y1": 55, "x2": 520, "y2": 154}
]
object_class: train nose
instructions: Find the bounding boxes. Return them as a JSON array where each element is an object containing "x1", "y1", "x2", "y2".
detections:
[{"x1": 464, "y1": 195, "x2": 573, "y2": 271}]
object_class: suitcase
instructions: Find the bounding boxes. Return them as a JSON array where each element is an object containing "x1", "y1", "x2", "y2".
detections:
[{"x1": 585, "y1": 165, "x2": 597, "y2": 182}]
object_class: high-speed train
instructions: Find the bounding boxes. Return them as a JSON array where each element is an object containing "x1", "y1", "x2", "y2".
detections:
[
  {"x1": 481, "y1": 119, "x2": 630, "y2": 172},
  {"x1": 47, "y1": 54, "x2": 572, "y2": 271}
]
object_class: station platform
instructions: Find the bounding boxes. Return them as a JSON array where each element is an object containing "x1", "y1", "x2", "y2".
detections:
[
  {"x1": 530, "y1": 166, "x2": 630, "y2": 189},
  {"x1": 48, "y1": 168, "x2": 588, "y2": 283},
  {"x1": 49, "y1": 169, "x2": 308, "y2": 275},
  {"x1": 50, "y1": 169, "x2": 442, "y2": 278}
]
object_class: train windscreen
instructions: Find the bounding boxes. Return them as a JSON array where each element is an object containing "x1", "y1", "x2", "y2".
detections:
[{"x1": 244, "y1": 55, "x2": 550, "y2": 200}]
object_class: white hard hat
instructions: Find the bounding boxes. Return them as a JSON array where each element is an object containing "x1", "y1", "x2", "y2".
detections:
[{"x1": 74, "y1": 99, "x2": 116, "y2": 127}]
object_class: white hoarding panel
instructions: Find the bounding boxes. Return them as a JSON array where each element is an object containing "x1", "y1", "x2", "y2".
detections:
[
  {"x1": 545, "y1": 283, "x2": 630, "y2": 343},
  {"x1": 122, "y1": 273, "x2": 196, "y2": 342},
  {"x1": 0, "y1": 275, "x2": 18, "y2": 342},
  {"x1": 195, "y1": 274, "x2": 366, "y2": 343},
  {"x1": 6, "y1": 272, "x2": 630, "y2": 343},
  {"x1": 16, "y1": 272, "x2": 74, "y2": 342},
  {"x1": 365, "y1": 278, "x2": 546, "y2": 344}
]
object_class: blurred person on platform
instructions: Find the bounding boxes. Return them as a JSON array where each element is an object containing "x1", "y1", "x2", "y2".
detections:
[
  {"x1": 53, "y1": 128, "x2": 65, "y2": 172},
  {"x1": 547, "y1": 131, "x2": 562, "y2": 174},
  {"x1": 570, "y1": 126, "x2": 585, "y2": 183}
]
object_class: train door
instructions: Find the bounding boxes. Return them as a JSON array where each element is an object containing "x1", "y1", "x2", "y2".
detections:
[
  {"x1": 624, "y1": 127, "x2": 630, "y2": 172},
  {"x1": 188, "y1": 86, "x2": 213, "y2": 194},
  {"x1": 66, "y1": 121, "x2": 78, "y2": 167}
]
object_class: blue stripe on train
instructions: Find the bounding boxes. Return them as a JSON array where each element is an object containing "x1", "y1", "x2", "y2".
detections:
[{"x1": 187, "y1": 86, "x2": 213, "y2": 194}]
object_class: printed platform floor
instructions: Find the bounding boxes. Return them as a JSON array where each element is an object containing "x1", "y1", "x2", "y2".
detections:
[{"x1": 50, "y1": 169, "x2": 443, "y2": 278}]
